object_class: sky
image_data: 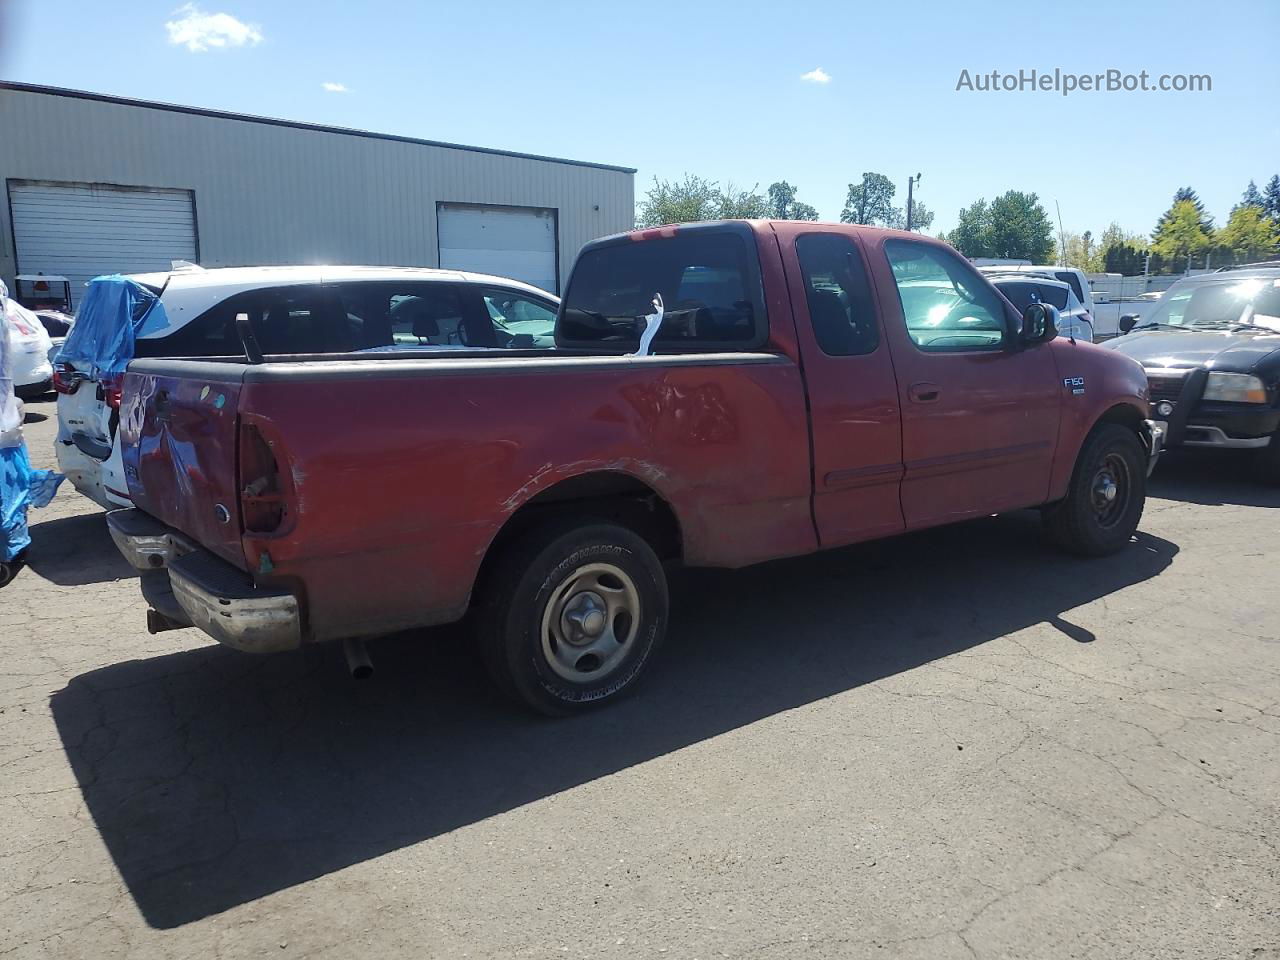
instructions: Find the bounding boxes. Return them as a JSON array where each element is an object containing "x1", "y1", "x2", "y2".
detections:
[{"x1": 2, "y1": 0, "x2": 1278, "y2": 238}]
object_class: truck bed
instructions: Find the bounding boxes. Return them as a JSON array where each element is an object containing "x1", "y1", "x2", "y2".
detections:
[{"x1": 121, "y1": 349, "x2": 816, "y2": 642}]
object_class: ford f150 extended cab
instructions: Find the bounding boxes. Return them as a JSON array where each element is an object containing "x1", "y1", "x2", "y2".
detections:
[{"x1": 108, "y1": 221, "x2": 1159, "y2": 714}]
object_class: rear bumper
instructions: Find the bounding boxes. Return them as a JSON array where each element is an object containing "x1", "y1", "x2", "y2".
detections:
[
  {"x1": 107, "y1": 508, "x2": 301, "y2": 653},
  {"x1": 56, "y1": 439, "x2": 132, "y2": 509}
]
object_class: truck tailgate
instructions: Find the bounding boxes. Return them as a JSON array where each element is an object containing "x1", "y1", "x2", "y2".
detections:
[{"x1": 119, "y1": 360, "x2": 248, "y2": 568}]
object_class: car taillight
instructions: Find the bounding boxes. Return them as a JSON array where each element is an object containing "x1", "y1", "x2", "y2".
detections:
[
  {"x1": 239, "y1": 423, "x2": 287, "y2": 534},
  {"x1": 101, "y1": 374, "x2": 124, "y2": 410},
  {"x1": 52, "y1": 367, "x2": 81, "y2": 395}
]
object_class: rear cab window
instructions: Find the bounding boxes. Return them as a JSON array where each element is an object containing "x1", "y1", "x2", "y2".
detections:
[{"x1": 558, "y1": 224, "x2": 767, "y2": 352}]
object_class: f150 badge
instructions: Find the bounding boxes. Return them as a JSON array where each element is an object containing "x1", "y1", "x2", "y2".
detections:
[{"x1": 1064, "y1": 376, "x2": 1086, "y2": 396}]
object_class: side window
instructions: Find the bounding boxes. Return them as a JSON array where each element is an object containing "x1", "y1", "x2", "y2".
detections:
[
  {"x1": 249, "y1": 287, "x2": 348, "y2": 354},
  {"x1": 389, "y1": 287, "x2": 467, "y2": 346},
  {"x1": 795, "y1": 233, "x2": 878, "y2": 356},
  {"x1": 138, "y1": 284, "x2": 347, "y2": 358},
  {"x1": 884, "y1": 241, "x2": 1010, "y2": 352},
  {"x1": 996, "y1": 281, "x2": 1038, "y2": 313},
  {"x1": 481, "y1": 289, "x2": 558, "y2": 348},
  {"x1": 333, "y1": 283, "x2": 472, "y2": 349}
]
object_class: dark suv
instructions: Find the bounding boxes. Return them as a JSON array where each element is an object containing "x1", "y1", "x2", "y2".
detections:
[{"x1": 1105, "y1": 266, "x2": 1280, "y2": 481}]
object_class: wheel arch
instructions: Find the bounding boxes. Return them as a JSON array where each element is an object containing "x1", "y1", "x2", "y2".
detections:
[
  {"x1": 470, "y1": 469, "x2": 684, "y2": 608},
  {"x1": 1048, "y1": 400, "x2": 1149, "y2": 503}
]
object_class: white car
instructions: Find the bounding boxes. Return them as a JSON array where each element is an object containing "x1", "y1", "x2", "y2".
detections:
[
  {"x1": 36, "y1": 311, "x2": 74, "y2": 365},
  {"x1": 987, "y1": 275, "x2": 1095, "y2": 343},
  {"x1": 3, "y1": 297, "x2": 54, "y2": 397},
  {"x1": 55, "y1": 264, "x2": 560, "y2": 509}
]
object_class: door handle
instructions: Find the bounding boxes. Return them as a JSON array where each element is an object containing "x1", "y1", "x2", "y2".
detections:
[{"x1": 909, "y1": 382, "x2": 940, "y2": 403}]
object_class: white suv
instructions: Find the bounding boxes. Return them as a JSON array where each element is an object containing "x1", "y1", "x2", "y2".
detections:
[
  {"x1": 986, "y1": 274, "x2": 1095, "y2": 343},
  {"x1": 54, "y1": 264, "x2": 560, "y2": 508}
]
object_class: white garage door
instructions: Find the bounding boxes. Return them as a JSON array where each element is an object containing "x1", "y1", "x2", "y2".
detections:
[
  {"x1": 437, "y1": 203, "x2": 558, "y2": 293},
  {"x1": 9, "y1": 180, "x2": 197, "y2": 307}
]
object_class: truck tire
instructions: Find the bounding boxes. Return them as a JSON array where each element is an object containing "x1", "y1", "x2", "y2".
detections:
[
  {"x1": 1043, "y1": 424, "x2": 1146, "y2": 557},
  {"x1": 477, "y1": 521, "x2": 669, "y2": 716}
]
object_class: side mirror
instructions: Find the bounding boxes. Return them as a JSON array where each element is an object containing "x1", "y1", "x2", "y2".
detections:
[
  {"x1": 1118, "y1": 314, "x2": 1139, "y2": 334},
  {"x1": 1020, "y1": 302, "x2": 1059, "y2": 344}
]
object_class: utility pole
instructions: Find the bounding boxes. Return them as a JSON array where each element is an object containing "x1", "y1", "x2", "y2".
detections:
[{"x1": 905, "y1": 173, "x2": 921, "y2": 231}]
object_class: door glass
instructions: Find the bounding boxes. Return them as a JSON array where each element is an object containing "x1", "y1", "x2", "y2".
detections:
[
  {"x1": 481, "y1": 290, "x2": 558, "y2": 348},
  {"x1": 332, "y1": 283, "x2": 471, "y2": 350},
  {"x1": 795, "y1": 233, "x2": 879, "y2": 356},
  {"x1": 884, "y1": 241, "x2": 1009, "y2": 352}
]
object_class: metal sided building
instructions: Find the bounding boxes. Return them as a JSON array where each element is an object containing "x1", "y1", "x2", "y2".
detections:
[{"x1": 0, "y1": 82, "x2": 635, "y2": 305}]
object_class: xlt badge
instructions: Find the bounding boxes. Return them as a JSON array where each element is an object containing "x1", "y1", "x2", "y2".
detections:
[{"x1": 1063, "y1": 376, "x2": 1086, "y2": 396}]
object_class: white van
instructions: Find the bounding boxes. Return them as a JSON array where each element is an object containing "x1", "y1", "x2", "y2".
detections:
[{"x1": 54, "y1": 264, "x2": 560, "y2": 508}]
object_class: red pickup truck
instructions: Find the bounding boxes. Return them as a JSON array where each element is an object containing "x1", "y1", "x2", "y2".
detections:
[{"x1": 108, "y1": 221, "x2": 1158, "y2": 714}]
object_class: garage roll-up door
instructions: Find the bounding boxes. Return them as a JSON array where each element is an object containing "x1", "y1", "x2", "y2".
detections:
[
  {"x1": 437, "y1": 203, "x2": 558, "y2": 293},
  {"x1": 9, "y1": 180, "x2": 197, "y2": 307}
]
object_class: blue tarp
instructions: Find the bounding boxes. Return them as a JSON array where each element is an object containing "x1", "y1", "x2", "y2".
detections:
[
  {"x1": 55, "y1": 275, "x2": 169, "y2": 377},
  {"x1": 1, "y1": 445, "x2": 63, "y2": 563}
]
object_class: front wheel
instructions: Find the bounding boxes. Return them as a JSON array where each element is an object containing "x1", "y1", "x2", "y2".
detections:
[
  {"x1": 477, "y1": 521, "x2": 669, "y2": 716},
  {"x1": 1043, "y1": 424, "x2": 1146, "y2": 556}
]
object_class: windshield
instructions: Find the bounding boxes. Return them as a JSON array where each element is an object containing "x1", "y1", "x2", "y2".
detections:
[{"x1": 1146, "y1": 276, "x2": 1280, "y2": 330}]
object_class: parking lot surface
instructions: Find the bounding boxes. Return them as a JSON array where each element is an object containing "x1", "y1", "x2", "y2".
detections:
[{"x1": 2, "y1": 396, "x2": 1278, "y2": 959}]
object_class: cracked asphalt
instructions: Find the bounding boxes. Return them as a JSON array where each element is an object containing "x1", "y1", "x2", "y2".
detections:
[{"x1": 2, "y1": 395, "x2": 1278, "y2": 959}]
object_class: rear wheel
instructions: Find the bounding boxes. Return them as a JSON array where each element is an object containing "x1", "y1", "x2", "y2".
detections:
[
  {"x1": 1043, "y1": 424, "x2": 1146, "y2": 556},
  {"x1": 477, "y1": 521, "x2": 669, "y2": 716}
]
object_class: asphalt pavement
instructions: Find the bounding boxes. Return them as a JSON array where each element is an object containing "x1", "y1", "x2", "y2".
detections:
[{"x1": 2, "y1": 395, "x2": 1277, "y2": 959}]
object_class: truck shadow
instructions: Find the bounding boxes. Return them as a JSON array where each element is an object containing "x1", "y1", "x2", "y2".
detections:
[
  {"x1": 50, "y1": 512, "x2": 1177, "y2": 929},
  {"x1": 26, "y1": 512, "x2": 136, "y2": 586},
  {"x1": 1149, "y1": 451, "x2": 1280, "y2": 508}
]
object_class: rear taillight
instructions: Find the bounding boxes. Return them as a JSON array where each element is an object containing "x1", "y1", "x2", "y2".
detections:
[
  {"x1": 52, "y1": 367, "x2": 81, "y2": 395},
  {"x1": 101, "y1": 374, "x2": 124, "y2": 410},
  {"x1": 239, "y1": 424, "x2": 287, "y2": 534}
]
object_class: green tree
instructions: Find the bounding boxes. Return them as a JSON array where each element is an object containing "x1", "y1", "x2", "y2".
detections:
[
  {"x1": 1152, "y1": 199, "x2": 1214, "y2": 267},
  {"x1": 1153, "y1": 187, "x2": 1214, "y2": 242},
  {"x1": 945, "y1": 199, "x2": 993, "y2": 257},
  {"x1": 1237, "y1": 180, "x2": 1266, "y2": 213},
  {"x1": 888, "y1": 199, "x2": 935, "y2": 232},
  {"x1": 943, "y1": 192, "x2": 1054, "y2": 261},
  {"x1": 1064, "y1": 230, "x2": 1107, "y2": 272},
  {"x1": 1263, "y1": 175, "x2": 1280, "y2": 224},
  {"x1": 1094, "y1": 222, "x2": 1149, "y2": 275},
  {"x1": 1218, "y1": 205, "x2": 1280, "y2": 263},
  {"x1": 840, "y1": 172, "x2": 897, "y2": 226},
  {"x1": 986, "y1": 191, "x2": 1056, "y2": 261},
  {"x1": 714, "y1": 182, "x2": 770, "y2": 220},
  {"x1": 766, "y1": 181, "x2": 819, "y2": 221},
  {"x1": 636, "y1": 175, "x2": 768, "y2": 227}
]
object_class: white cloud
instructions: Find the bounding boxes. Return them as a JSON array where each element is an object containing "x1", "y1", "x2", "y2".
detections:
[
  {"x1": 321, "y1": 82, "x2": 348, "y2": 93},
  {"x1": 800, "y1": 67, "x2": 832, "y2": 85},
  {"x1": 165, "y1": 4, "x2": 263, "y2": 52}
]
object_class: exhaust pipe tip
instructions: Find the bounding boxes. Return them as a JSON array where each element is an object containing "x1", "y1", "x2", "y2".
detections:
[
  {"x1": 342, "y1": 638, "x2": 374, "y2": 680},
  {"x1": 147, "y1": 608, "x2": 187, "y2": 634}
]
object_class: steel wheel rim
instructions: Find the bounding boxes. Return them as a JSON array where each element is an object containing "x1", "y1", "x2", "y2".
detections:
[
  {"x1": 540, "y1": 562, "x2": 641, "y2": 683},
  {"x1": 1091, "y1": 452, "x2": 1131, "y2": 529}
]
